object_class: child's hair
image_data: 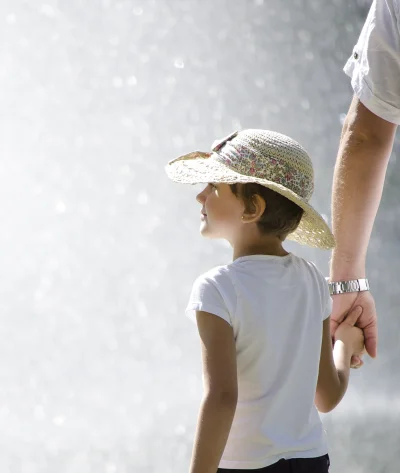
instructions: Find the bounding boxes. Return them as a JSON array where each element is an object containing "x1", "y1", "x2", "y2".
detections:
[{"x1": 230, "y1": 183, "x2": 304, "y2": 240}]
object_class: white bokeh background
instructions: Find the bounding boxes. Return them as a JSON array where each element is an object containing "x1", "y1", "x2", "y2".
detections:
[{"x1": 1, "y1": 0, "x2": 400, "y2": 471}]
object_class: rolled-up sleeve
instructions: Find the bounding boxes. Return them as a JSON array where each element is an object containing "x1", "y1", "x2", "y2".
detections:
[{"x1": 344, "y1": 0, "x2": 400, "y2": 125}]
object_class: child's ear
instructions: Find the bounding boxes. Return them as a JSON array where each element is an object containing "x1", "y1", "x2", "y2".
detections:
[{"x1": 242, "y1": 194, "x2": 266, "y2": 223}]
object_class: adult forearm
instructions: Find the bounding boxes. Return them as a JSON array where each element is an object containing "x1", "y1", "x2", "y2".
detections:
[
  {"x1": 189, "y1": 393, "x2": 237, "y2": 473},
  {"x1": 331, "y1": 111, "x2": 394, "y2": 280}
]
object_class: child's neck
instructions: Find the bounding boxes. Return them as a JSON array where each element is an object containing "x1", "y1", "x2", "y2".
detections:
[{"x1": 232, "y1": 239, "x2": 289, "y2": 260}]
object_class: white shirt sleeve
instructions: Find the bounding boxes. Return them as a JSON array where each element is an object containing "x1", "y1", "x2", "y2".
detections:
[
  {"x1": 344, "y1": 0, "x2": 400, "y2": 124},
  {"x1": 186, "y1": 272, "x2": 233, "y2": 326},
  {"x1": 321, "y1": 278, "x2": 333, "y2": 321},
  {"x1": 308, "y1": 262, "x2": 332, "y2": 320}
]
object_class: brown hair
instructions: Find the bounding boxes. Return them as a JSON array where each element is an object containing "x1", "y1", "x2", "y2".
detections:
[{"x1": 230, "y1": 183, "x2": 304, "y2": 240}]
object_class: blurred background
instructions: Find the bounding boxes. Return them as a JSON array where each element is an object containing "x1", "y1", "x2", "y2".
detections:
[{"x1": 1, "y1": 0, "x2": 399, "y2": 471}]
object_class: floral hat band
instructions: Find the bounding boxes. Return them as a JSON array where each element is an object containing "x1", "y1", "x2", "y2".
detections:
[
  {"x1": 215, "y1": 130, "x2": 314, "y2": 201},
  {"x1": 166, "y1": 129, "x2": 335, "y2": 249},
  {"x1": 168, "y1": 129, "x2": 314, "y2": 201}
]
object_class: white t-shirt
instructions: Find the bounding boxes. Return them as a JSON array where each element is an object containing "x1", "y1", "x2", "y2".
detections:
[
  {"x1": 344, "y1": 0, "x2": 400, "y2": 124},
  {"x1": 186, "y1": 253, "x2": 332, "y2": 469}
]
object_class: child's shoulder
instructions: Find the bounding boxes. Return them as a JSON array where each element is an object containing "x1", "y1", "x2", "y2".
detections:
[
  {"x1": 288, "y1": 255, "x2": 328, "y2": 292},
  {"x1": 294, "y1": 256, "x2": 329, "y2": 294},
  {"x1": 292, "y1": 254, "x2": 325, "y2": 277},
  {"x1": 193, "y1": 264, "x2": 232, "y2": 289}
]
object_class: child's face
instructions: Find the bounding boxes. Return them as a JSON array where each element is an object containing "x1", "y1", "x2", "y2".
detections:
[{"x1": 196, "y1": 183, "x2": 244, "y2": 241}]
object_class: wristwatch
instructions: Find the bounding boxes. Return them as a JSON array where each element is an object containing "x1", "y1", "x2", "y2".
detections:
[{"x1": 327, "y1": 278, "x2": 370, "y2": 296}]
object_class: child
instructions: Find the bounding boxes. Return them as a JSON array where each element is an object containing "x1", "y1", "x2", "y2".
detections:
[{"x1": 165, "y1": 129, "x2": 364, "y2": 473}]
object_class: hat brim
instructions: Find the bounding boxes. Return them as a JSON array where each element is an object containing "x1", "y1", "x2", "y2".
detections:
[{"x1": 166, "y1": 152, "x2": 335, "y2": 250}]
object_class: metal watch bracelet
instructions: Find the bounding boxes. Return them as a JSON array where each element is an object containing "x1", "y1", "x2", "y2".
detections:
[{"x1": 327, "y1": 278, "x2": 370, "y2": 296}]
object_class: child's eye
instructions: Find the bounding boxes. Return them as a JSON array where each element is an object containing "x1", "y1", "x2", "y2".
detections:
[{"x1": 209, "y1": 183, "x2": 217, "y2": 189}]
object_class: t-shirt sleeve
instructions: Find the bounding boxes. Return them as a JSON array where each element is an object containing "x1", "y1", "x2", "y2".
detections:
[
  {"x1": 308, "y1": 261, "x2": 332, "y2": 320},
  {"x1": 344, "y1": 0, "x2": 400, "y2": 125},
  {"x1": 321, "y1": 277, "x2": 332, "y2": 321},
  {"x1": 186, "y1": 274, "x2": 232, "y2": 326}
]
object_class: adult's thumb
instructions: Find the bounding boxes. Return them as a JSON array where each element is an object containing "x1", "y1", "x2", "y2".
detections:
[{"x1": 345, "y1": 305, "x2": 362, "y2": 326}]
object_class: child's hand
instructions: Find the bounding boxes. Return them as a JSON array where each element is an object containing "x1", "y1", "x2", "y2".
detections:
[{"x1": 334, "y1": 306, "x2": 365, "y2": 356}]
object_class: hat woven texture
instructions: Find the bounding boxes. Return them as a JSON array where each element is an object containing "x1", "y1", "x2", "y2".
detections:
[{"x1": 166, "y1": 129, "x2": 335, "y2": 249}]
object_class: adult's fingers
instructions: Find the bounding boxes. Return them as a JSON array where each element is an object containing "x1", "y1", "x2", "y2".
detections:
[
  {"x1": 363, "y1": 322, "x2": 378, "y2": 358},
  {"x1": 351, "y1": 291, "x2": 377, "y2": 358}
]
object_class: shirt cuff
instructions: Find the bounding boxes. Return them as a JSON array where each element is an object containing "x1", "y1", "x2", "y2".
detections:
[{"x1": 185, "y1": 302, "x2": 232, "y2": 326}]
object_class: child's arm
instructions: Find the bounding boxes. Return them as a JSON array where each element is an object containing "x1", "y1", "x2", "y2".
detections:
[
  {"x1": 315, "y1": 306, "x2": 364, "y2": 413},
  {"x1": 189, "y1": 310, "x2": 238, "y2": 473}
]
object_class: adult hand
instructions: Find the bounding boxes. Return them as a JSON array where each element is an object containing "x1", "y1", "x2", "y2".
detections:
[{"x1": 330, "y1": 291, "x2": 377, "y2": 367}]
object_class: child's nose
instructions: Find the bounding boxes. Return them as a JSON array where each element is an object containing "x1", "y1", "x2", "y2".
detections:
[
  {"x1": 196, "y1": 191, "x2": 205, "y2": 205},
  {"x1": 196, "y1": 185, "x2": 208, "y2": 205}
]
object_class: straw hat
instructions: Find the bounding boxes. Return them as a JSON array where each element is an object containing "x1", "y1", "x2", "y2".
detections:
[{"x1": 165, "y1": 129, "x2": 335, "y2": 249}]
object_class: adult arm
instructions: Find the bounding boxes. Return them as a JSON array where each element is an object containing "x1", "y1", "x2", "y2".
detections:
[
  {"x1": 331, "y1": 96, "x2": 396, "y2": 280},
  {"x1": 329, "y1": 97, "x2": 396, "y2": 359},
  {"x1": 189, "y1": 311, "x2": 238, "y2": 473},
  {"x1": 330, "y1": 0, "x2": 400, "y2": 359}
]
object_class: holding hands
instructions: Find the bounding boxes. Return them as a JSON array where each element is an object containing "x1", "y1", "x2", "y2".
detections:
[
  {"x1": 330, "y1": 291, "x2": 377, "y2": 368},
  {"x1": 334, "y1": 304, "x2": 365, "y2": 364}
]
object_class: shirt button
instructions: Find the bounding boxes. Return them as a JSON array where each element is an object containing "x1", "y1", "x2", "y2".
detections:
[{"x1": 354, "y1": 51, "x2": 359, "y2": 60}]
